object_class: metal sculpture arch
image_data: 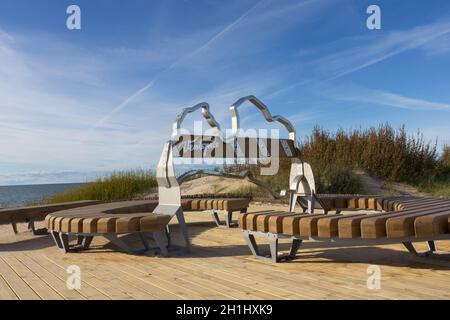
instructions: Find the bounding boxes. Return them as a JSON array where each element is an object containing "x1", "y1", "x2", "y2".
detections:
[{"x1": 153, "y1": 95, "x2": 319, "y2": 250}]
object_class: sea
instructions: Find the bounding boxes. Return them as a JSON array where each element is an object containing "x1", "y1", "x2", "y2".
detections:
[{"x1": 0, "y1": 183, "x2": 85, "y2": 208}]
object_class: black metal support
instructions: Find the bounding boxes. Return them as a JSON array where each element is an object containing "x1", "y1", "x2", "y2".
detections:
[
  {"x1": 211, "y1": 210, "x2": 239, "y2": 228},
  {"x1": 76, "y1": 235, "x2": 84, "y2": 246},
  {"x1": 11, "y1": 222, "x2": 18, "y2": 234},
  {"x1": 402, "y1": 241, "x2": 435, "y2": 257},
  {"x1": 51, "y1": 231, "x2": 63, "y2": 249},
  {"x1": 59, "y1": 233, "x2": 70, "y2": 253},
  {"x1": 165, "y1": 225, "x2": 171, "y2": 247},
  {"x1": 289, "y1": 239, "x2": 302, "y2": 259},
  {"x1": 427, "y1": 240, "x2": 436, "y2": 252},
  {"x1": 211, "y1": 211, "x2": 222, "y2": 227},
  {"x1": 83, "y1": 236, "x2": 94, "y2": 249},
  {"x1": 27, "y1": 221, "x2": 36, "y2": 234},
  {"x1": 243, "y1": 230, "x2": 260, "y2": 257}
]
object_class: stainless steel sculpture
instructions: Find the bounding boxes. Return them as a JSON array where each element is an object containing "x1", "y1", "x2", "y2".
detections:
[
  {"x1": 229, "y1": 95, "x2": 297, "y2": 143},
  {"x1": 153, "y1": 95, "x2": 318, "y2": 252}
]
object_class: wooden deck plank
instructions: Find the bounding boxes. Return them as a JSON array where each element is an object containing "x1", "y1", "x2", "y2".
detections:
[
  {"x1": 92, "y1": 242, "x2": 288, "y2": 300},
  {"x1": 0, "y1": 274, "x2": 18, "y2": 300},
  {"x1": 0, "y1": 256, "x2": 41, "y2": 300},
  {"x1": 80, "y1": 263, "x2": 166, "y2": 300},
  {"x1": 109, "y1": 260, "x2": 213, "y2": 300},
  {"x1": 190, "y1": 224, "x2": 450, "y2": 299},
  {"x1": 190, "y1": 230, "x2": 366, "y2": 296},
  {"x1": 146, "y1": 256, "x2": 289, "y2": 300},
  {"x1": 32, "y1": 254, "x2": 111, "y2": 300},
  {"x1": 116, "y1": 256, "x2": 237, "y2": 300},
  {"x1": 42, "y1": 255, "x2": 134, "y2": 300},
  {"x1": 18, "y1": 254, "x2": 86, "y2": 300},
  {"x1": 1, "y1": 206, "x2": 449, "y2": 300},
  {"x1": 1, "y1": 255, "x2": 63, "y2": 300}
]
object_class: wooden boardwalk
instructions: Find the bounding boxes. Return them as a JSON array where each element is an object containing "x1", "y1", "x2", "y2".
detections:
[{"x1": 1, "y1": 204, "x2": 449, "y2": 300}]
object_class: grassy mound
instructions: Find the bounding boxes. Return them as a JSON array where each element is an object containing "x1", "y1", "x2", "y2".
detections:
[{"x1": 47, "y1": 170, "x2": 157, "y2": 203}]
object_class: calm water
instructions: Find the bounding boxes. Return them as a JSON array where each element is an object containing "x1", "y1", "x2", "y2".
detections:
[{"x1": 0, "y1": 183, "x2": 85, "y2": 208}]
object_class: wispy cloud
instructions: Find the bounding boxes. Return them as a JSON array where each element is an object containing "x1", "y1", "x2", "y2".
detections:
[
  {"x1": 3, "y1": 1, "x2": 450, "y2": 185},
  {"x1": 315, "y1": 19, "x2": 450, "y2": 80},
  {"x1": 268, "y1": 17, "x2": 450, "y2": 97},
  {"x1": 336, "y1": 88, "x2": 450, "y2": 112},
  {"x1": 0, "y1": 28, "x2": 172, "y2": 177},
  {"x1": 89, "y1": 0, "x2": 268, "y2": 132}
]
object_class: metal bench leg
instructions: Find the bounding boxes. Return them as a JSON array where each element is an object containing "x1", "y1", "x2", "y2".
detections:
[
  {"x1": 428, "y1": 240, "x2": 436, "y2": 252},
  {"x1": 26, "y1": 220, "x2": 48, "y2": 236},
  {"x1": 268, "y1": 234, "x2": 279, "y2": 263},
  {"x1": 51, "y1": 231, "x2": 63, "y2": 249},
  {"x1": 76, "y1": 235, "x2": 84, "y2": 246},
  {"x1": 59, "y1": 233, "x2": 70, "y2": 253},
  {"x1": 308, "y1": 196, "x2": 315, "y2": 214},
  {"x1": 289, "y1": 239, "x2": 302, "y2": 259},
  {"x1": 176, "y1": 210, "x2": 190, "y2": 251},
  {"x1": 289, "y1": 193, "x2": 298, "y2": 212},
  {"x1": 402, "y1": 241, "x2": 417, "y2": 254},
  {"x1": 243, "y1": 230, "x2": 260, "y2": 257},
  {"x1": 153, "y1": 231, "x2": 169, "y2": 256},
  {"x1": 225, "y1": 210, "x2": 238, "y2": 228},
  {"x1": 211, "y1": 210, "x2": 239, "y2": 228},
  {"x1": 211, "y1": 211, "x2": 222, "y2": 227},
  {"x1": 28, "y1": 221, "x2": 36, "y2": 233},
  {"x1": 83, "y1": 236, "x2": 94, "y2": 249},
  {"x1": 165, "y1": 225, "x2": 171, "y2": 247},
  {"x1": 103, "y1": 234, "x2": 147, "y2": 255},
  {"x1": 11, "y1": 222, "x2": 18, "y2": 234},
  {"x1": 244, "y1": 231, "x2": 302, "y2": 263},
  {"x1": 402, "y1": 241, "x2": 434, "y2": 257}
]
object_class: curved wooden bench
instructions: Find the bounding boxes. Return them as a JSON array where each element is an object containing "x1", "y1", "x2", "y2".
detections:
[
  {"x1": 0, "y1": 200, "x2": 101, "y2": 235},
  {"x1": 240, "y1": 195, "x2": 450, "y2": 262},
  {"x1": 46, "y1": 200, "x2": 170, "y2": 254},
  {"x1": 46, "y1": 198, "x2": 250, "y2": 254},
  {"x1": 181, "y1": 198, "x2": 250, "y2": 227}
]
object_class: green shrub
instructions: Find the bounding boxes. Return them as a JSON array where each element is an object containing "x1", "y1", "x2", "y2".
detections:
[
  {"x1": 315, "y1": 167, "x2": 364, "y2": 194},
  {"x1": 421, "y1": 182, "x2": 450, "y2": 197},
  {"x1": 442, "y1": 145, "x2": 450, "y2": 168},
  {"x1": 301, "y1": 124, "x2": 439, "y2": 185},
  {"x1": 48, "y1": 170, "x2": 157, "y2": 203}
]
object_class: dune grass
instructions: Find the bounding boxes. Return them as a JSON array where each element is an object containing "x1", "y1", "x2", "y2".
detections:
[
  {"x1": 422, "y1": 182, "x2": 450, "y2": 197},
  {"x1": 47, "y1": 170, "x2": 157, "y2": 203},
  {"x1": 301, "y1": 124, "x2": 440, "y2": 185},
  {"x1": 226, "y1": 123, "x2": 448, "y2": 197},
  {"x1": 48, "y1": 124, "x2": 449, "y2": 203}
]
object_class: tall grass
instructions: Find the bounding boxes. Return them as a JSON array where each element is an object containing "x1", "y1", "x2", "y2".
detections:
[
  {"x1": 226, "y1": 123, "x2": 448, "y2": 196},
  {"x1": 48, "y1": 170, "x2": 157, "y2": 203},
  {"x1": 225, "y1": 160, "x2": 363, "y2": 195},
  {"x1": 442, "y1": 145, "x2": 450, "y2": 168},
  {"x1": 301, "y1": 124, "x2": 439, "y2": 185},
  {"x1": 48, "y1": 124, "x2": 449, "y2": 202}
]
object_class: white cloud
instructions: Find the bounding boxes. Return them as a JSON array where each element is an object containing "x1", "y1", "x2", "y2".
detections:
[
  {"x1": 313, "y1": 19, "x2": 450, "y2": 80},
  {"x1": 337, "y1": 89, "x2": 450, "y2": 112}
]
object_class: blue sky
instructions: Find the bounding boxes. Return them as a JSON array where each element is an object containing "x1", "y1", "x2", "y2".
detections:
[{"x1": 1, "y1": 0, "x2": 450, "y2": 185}]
